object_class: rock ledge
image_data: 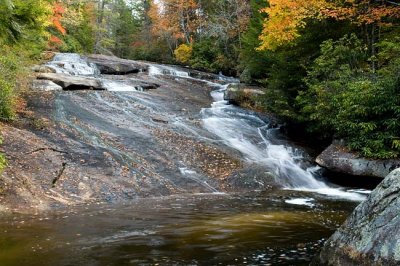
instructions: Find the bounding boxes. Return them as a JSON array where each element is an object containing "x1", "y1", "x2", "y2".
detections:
[
  {"x1": 315, "y1": 168, "x2": 400, "y2": 265},
  {"x1": 316, "y1": 142, "x2": 400, "y2": 178}
]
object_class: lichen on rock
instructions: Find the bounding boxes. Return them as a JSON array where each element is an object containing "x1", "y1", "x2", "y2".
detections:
[{"x1": 315, "y1": 168, "x2": 400, "y2": 265}]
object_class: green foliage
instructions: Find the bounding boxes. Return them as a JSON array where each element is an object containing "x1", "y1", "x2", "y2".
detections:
[
  {"x1": 189, "y1": 38, "x2": 237, "y2": 75},
  {"x1": 190, "y1": 39, "x2": 219, "y2": 71},
  {"x1": 257, "y1": 20, "x2": 352, "y2": 120},
  {"x1": 297, "y1": 35, "x2": 400, "y2": 158},
  {"x1": 0, "y1": 0, "x2": 50, "y2": 45},
  {"x1": 239, "y1": 0, "x2": 271, "y2": 83},
  {"x1": 0, "y1": 49, "x2": 18, "y2": 121}
]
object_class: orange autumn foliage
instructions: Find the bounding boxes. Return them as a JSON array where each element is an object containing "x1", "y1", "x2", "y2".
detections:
[
  {"x1": 52, "y1": 2, "x2": 66, "y2": 35},
  {"x1": 259, "y1": 0, "x2": 400, "y2": 51},
  {"x1": 149, "y1": 0, "x2": 199, "y2": 43}
]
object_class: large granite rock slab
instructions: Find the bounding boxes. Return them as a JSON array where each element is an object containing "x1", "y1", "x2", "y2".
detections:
[
  {"x1": 316, "y1": 142, "x2": 400, "y2": 178},
  {"x1": 31, "y1": 80, "x2": 63, "y2": 91},
  {"x1": 37, "y1": 73, "x2": 104, "y2": 90},
  {"x1": 315, "y1": 168, "x2": 400, "y2": 265},
  {"x1": 87, "y1": 54, "x2": 148, "y2": 75}
]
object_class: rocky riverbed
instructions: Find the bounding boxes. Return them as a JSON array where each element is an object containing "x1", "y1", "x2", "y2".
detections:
[{"x1": 0, "y1": 53, "x2": 387, "y2": 265}]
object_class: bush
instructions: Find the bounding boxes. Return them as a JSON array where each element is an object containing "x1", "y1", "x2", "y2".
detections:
[
  {"x1": 0, "y1": 48, "x2": 20, "y2": 121},
  {"x1": 297, "y1": 34, "x2": 400, "y2": 159},
  {"x1": 174, "y1": 44, "x2": 192, "y2": 64}
]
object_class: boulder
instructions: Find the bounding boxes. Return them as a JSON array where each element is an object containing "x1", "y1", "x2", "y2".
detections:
[
  {"x1": 316, "y1": 142, "x2": 400, "y2": 178},
  {"x1": 31, "y1": 80, "x2": 63, "y2": 91},
  {"x1": 315, "y1": 168, "x2": 400, "y2": 265},
  {"x1": 32, "y1": 65, "x2": 57, "y2": 74},
  {"x1": 87, "y1": 54, "x2": 148, "y2": 75},
  {"x1": 224, "y1": 84, "x2": 265, "y2": 105},
  {"x1": 37, "y1": 73, "x2": 104, "y2": 90}
]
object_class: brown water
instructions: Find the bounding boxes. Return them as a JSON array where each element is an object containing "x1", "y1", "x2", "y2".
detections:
[{"x1": 0, "y1": 191, "x2": 359, "y2": 266}]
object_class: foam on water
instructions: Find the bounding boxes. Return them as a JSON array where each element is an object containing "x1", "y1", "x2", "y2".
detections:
[
  {"x1": 101, "y1": 79, "x2": 139, "y2": 92},
  {"x1": 202, "y1": 88, "x2": 369, "y2": 201},
  {"x1": 148, "y1": 64, "x2": 190, "y2": 78},
  {"x1": 46, "y1": 53, "x2": 100, "y2": 76},
  {"x1": 285, "y1": 198, "x2": 315, "y2": 207}
]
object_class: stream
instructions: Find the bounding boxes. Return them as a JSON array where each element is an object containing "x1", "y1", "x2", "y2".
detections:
[{"x1": 0, "y1": 54, "x2": 372, "y2": 265}]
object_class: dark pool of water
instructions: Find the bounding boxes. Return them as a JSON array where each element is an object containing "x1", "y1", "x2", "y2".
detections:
[{"x1": 0, "y1": 191, "x2": 360, "y2": 266}]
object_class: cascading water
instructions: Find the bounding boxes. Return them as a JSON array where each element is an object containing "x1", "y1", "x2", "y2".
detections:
[
  {"x1": 45, "y1": 53, "x2": 142, "y2": 91},
  {"x1": 201, "y1": 86, "x2": 367, "y2": 201},
  {"x1": 47, "y1": 57, "x2": 367, "y2": 201},
  {"x1": 149, "y1": 65, "x2": 190, "y2": 78},
  {"x1": 147, "y1": 64, "x2": 367, "y2": 201},
  {"x1": 46, "y1": 53, "x2": 101, "y2": 76}
]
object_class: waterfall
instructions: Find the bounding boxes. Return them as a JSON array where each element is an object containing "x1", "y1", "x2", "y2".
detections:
[
  {"x1": 201, "y1": 88, "x2": 367, "y2": 201},
  {"x1": 46, "y1": 53, "x2": 100, "y2": 76}
]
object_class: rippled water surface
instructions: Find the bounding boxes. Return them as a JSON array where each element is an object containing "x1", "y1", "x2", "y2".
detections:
[{"x1": 0, "y1": 193, "x2": 359, "y2": 266}]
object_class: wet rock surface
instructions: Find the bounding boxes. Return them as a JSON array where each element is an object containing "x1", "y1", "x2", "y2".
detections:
[
  {"x1": 2, "y1": 54, "x2": 365, "y2": 213},
  {"x1": 31, "y1": 80, "x2": 63, "y2": 91},
  {"x1": 0, "y1": 54, "x2": 272, "y2": 212},
  {"x1": 37, "y1": 73, "x2": 104, "y2": 90},
  {"x1": 315, "y1": 168, "x2": 400, "y2": 265},
  {"x1": 316, "y1": 141, "x2": 400, "y2": 178}
]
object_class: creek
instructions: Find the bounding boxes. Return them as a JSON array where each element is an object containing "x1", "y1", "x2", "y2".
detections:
[{"x1": 0, "y1": 54, "x2": 372, "y2": 265}]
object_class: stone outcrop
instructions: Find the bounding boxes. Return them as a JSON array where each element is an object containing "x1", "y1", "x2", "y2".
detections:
[
  {"x1": 315, "y1": 168, "x2": 400, "y2": 265},
  {"x1": 36, "y1": 73, "x2": 160, "y2": 91},
  {"x1": 224, "y1": 84, "x2": 265, "y2": 106},
  {"x1": 37, "y1": 73, "x2": 104, "y2": 90},
  {"x1": 31, "y1": 80, "x2": 63, "y2": 91},
  {"x1": 87, "y1": 54, "x2": 148, "y2": 75},
  {"x1": 31, "y1": 65, "x2": 57, "y2": 74},
  {"x1": 316, "y1": 142, "x2": 400, "y2": 178}
]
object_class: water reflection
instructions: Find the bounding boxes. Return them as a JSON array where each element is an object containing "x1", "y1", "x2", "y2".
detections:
[{"x1": 0, "y1": 192, "x2": 357, "y2": 265}]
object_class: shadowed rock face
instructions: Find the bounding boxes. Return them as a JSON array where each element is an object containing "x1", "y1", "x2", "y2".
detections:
[
  {"x1": 224, "y1": 84, "x2": 265, "y2": 105},
  {"x1": 316, "y1": 142, "x2": 400, "y2": 178},
  {"x1": 87, "y1": 54, "x2": 148, "y2": 74},
  {"x1": 315, "y1": 168, "x2": 400, "y2": 266}
]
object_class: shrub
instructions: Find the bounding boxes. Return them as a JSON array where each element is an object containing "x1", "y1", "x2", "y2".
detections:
[
  {"x1": 0, "y1": 48, "x2": 20, "y2": 121},
  {"x1": 297, "y1": 34, "x2": 400, "y2": 159},
  {"x1": 174, "y1": 43, "x2": 193, "y2": 64}
]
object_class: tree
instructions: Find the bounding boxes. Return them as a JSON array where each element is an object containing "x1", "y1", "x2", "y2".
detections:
[
  {"x1": 148, "y1": 0, "x2": 199, "y2": 53},
  {"x1": 258, "y1": 0, "x2": 400, "y2": 51},
  {"x1": 297, "y1": 34, "x2": 400, "y2": 158}
]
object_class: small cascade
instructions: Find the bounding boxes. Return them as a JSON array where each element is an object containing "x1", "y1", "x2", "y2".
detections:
[
  {"x1": 100, "y1": 79, "x2": 139, "y2": 92},
  {"x1": 46, "y1": 53, "x2": 100, "y2": 76},
  {"x1": 148, "y1": 65, "x2": 190, "y2": 78},
  {"x1": 202, "y1": 88, "x2": 367, "y2": 201}
]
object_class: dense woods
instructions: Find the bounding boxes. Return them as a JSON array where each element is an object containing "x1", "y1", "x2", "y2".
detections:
[{"x1": 0, "y1": 0, "x2": 399, "y2": 164}]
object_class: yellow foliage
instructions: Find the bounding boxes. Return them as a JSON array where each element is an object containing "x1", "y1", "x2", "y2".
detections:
[
  {"x1": 174, "y1": 44, "x2": 193, "y2": 64},
  {"x1": 258, "y1": 0, "x2": 327, "y2": 51},
  {"x1": 258, "y1": 0, "x2": 400, "y2": 51}
]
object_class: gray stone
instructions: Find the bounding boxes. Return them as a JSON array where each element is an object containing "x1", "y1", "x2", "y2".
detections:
[
  {"x1": 316, "y1": 142, "x2": 400, "y2": 178},
  {"x1": 315, "y1": 168, "x2": 400, "y2": 266},
  {"x1": 87, "y1": 54, "x2": 148, "y2": 75},
  {"x1": 224, "y1": 84, "x2": 265, "y2": 105},
  {"x1": 37, "y1": 73, "x2": 104, "y2": 90},
  {"x1": 31, "y1": 65, "x2": 57, "y2": 73},
  {"x1": 30, "y1": 80, "x2": 62, "y2": 91}
]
